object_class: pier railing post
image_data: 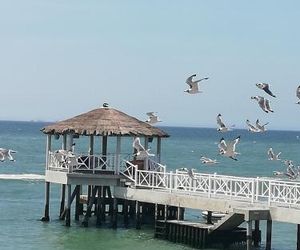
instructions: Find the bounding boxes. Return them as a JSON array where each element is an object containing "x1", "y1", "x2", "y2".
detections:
[
  {"x1": 208, "y1": 175, "x2": 211, "y2": 198},
  {"x1": 169, "y1": 171, "x2": 173, "y2": 192}
]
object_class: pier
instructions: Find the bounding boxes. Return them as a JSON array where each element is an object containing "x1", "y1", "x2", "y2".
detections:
[{"x1": 41, "y1": 104, "x2": 300, "y2": 250}]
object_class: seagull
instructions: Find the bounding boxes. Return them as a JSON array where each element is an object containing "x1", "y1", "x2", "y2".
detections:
[
  {"x1": 200, "y1": 156, "x2": 219, "y2": 165},
  {"x1": 216, "y1": 114, "x2": 231, "y2": 132},
  {"x1": 218, "y1": 136, "x2": 240, "y2": 161},
  {"x1": 145, "y1": 112, "x2": 162, "y2": 125},
  {"x1": 246, "y1": 119, "x2": 259, "y2": 133},
  {"x1": 267, "y1": 148, "x2": 281, "y2": 161},
  {"x1": 0, "y1": 148, "x2": 17, "y2": 162},
  {"x1": 132, "y1": 137, "x2": 154, "y2": 158},
  {"x1": 255, "y1": 119, "x2": 269, "y2": 132},
  {"x1": 251, "y1": 96, "x2": 274, "y2": 113},
  {"x1": 184, "y1": 74, "x2": 209, "y2": 94},
  {"x1": 256, "y1": 83, "x2": 276, "y2": 98},
  {"x1": 177, "y1": 167, "x2": 196, "y2": 179},
  {"x1": 296, "y1": 85, "x2": 300, "y2": 104}
]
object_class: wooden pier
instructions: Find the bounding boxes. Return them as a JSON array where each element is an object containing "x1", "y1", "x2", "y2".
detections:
[{"x1": 40, "y1": 104, "x2": 300, "y2": 250}]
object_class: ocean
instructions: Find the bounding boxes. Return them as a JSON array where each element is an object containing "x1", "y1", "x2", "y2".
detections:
[{"x1": 0, "y1": 121, "x2": 299, "y2": 250}]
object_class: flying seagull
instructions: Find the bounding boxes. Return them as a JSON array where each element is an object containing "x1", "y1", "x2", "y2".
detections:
[
  {"x1": 256, "y1": 83, "x2": 276, "y2": 98},
  {"x1": 145, "y1": 112, "x2": 162, "y2": 125},
  {"x1": 184, "y1": 74, "x2": 209, "y2": 94},
  {"x1": 0, "y1": 148, "x2": 17, "y2": 162},
  {"x1": 218, "y1": 136, "x2": 241, "y2": 161},
  {"x1": 267, "y1": 147, "x2": 281, "y2": 161},
  {"x1": 216, "y1": 114, "x2": 230, "y2": 132},
  {"x1": 251, "y1": 96, "x2": 274, "y2": 113},
  {"x1": 132, "y1": 137, "x2": 154, "y2": 158},
  {"x1": 200, "y1": 156, "x2": 219, "y2": 165},
  {"x1": 246, "y1": 119, "x2": 259, "y2": 133},
  {"x1": 296, "y1": 85, "x2": 300, "y2": 104},
  {"x1": 255, "y1": 119, "x2": 269, "y2": 132}
]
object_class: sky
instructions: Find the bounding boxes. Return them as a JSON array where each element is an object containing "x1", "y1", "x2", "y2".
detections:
[{"x1": 1, "y1": 1, "x2": 300, "y2": 130}]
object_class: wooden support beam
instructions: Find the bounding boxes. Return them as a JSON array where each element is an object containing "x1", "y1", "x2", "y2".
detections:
[
  {"x1": 246, "y1": 220, "x2": 253, "y2": 250},
  {"x1": 41, "y1": 181, "x2": 50, "y2": 222},
  {"x1": 135, "y1": 201, "x2": 141, "y2": 229},
  {"x1": 59, "y1": 184, "x2": 66, "y2": 220},
  {"x1": 60, "y1": 185, "x2": 80, "y2": 220},
  {"x1": 96, "y1": 186, "x2": 102, "y2": 226},
  {"x1": 82, "y1": 186, "x2": 97, "y2": 227},
  {"x1": 65, "y1": 184, "x2": 72, "y2": 227},
  {"x1": 253, "y1": 220, "x2": 260, "y2": 247},
  {"x1": 266, "y1": 220, "x2": 272, "y2": 250},
  {"x1": 74, "y1": 185, "x2": 80, "y2": 221},
  {"x1": 124, "y1": 199, "x2": 129, "y2": 227},
  {"x1": 297, "y1": 224, "x2": 300, "y2": 250}
]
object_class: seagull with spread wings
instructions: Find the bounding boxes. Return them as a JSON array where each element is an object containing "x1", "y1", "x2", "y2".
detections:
[
  {"x1": 132, "y1": 137, "x2": 154, "y2": 158},
  {"x1": 255, "y1": 119, "x2": 269, "y2": 132},
  {"x1": 256, "y1": 83, "x2": 276, "y2": 98},
  {"x1": 145, "y1": 112, "x2": 162, "y2": 125},
  {"x1": 0, "y1": 148, "x2": 17, "y2": 162},
  {"x1": 218, "y1": 136, "x2": 241, "y2": 161},
  {"x1": 246, "y1": 119, "x2": 259, "y2": 133},
  {"x1": 296, "y1": 85, "x2": 300, "y2": 104},
  {"x1": 216, "y1": 114, "x2": 230, "y2": 132},
  {"x1": 267, "y1": 147, "x2": 281, "y2": 161},
  {"x1": 251, "y1": 96, "x2": 274, "y2": 113},
  {"x1": 184, "y1": 74, "x2": 209, "y2": 94}
]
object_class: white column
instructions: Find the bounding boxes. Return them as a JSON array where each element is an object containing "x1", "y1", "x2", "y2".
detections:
[
  {"x1": 144, "y1": 137, "x2": 149, "y2": 170},
  {"x1": 67, "y1": 134, "x2": 73, "y2": 151},
  {"x1": 46, "y1": 134, "x2": 52, "y2": 170},
  {"x1": 115, "y1": 136, "x2": 121, "y2": 174},
  {"x1": 89, "y1": 135, "x2": 94, "y2": 155},
  {"x1": 157, "y1": 137, "x2": 161, "y2": 163}
]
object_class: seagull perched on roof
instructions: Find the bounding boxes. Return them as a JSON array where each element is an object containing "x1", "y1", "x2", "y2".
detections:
[
  {"x1": 200, "y1": 156, "x2": 219, "y2": 165},
  {"x1": 145, "y1": 112, "x2": 162, "y2": 125},
  {"x1": 296, "y1": 85, "x2": 300, "y2": 104},
  {"x1": 184, "y1": 74, "x2": 209, "y2": 94},
  {"x1": 251, "y1": 96, "x2": 274, "y2": 113},
  {"x1": 218, "y1": 136, "x2": 240, "y2": 161},
  {"x1": 0, "y1": 148, "x2": 17, "y2": 162},
  {"x1": 132, "y1": 137, "x2": 154, "y2": 158},
  {"x1": 267, "y1": 148, "x2": 281, "y2": 161},
  {"x1": 256, "y1": 83, "x2": 276, "y2": 98}
]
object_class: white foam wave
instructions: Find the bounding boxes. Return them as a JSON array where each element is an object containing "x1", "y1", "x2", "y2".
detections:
[{"x1": 0, "y1": 174, "x2": 45, "y2": 180}]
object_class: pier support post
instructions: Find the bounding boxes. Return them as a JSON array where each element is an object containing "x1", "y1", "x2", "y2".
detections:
[
  {"x1": 59, "y1": 184, "x2": 66, "y2": 220},
  {"x1": 297, "y1": 224, "x2": 300, "y2": 250},
  {"x1": 74, "y1": 185, "x2": 80, "y2": 221},
  {"x1": 266, "y1": 220, "x2": 272, "y2": 250},
  {"x1": 206, "y1": 211, "x2": 212, "y2": 224},
  {"x1": 253, "y1": 220, "x2": 260, "y2": 247},
  {"x1": 246, "y1": 220, "x2": 253, "y2": 250},
  {"x1": 136, "y1": 201, "x2": 141, "y2": 229},
  {"x1": 124, "y1": 199, "x2": 129, "y2": 227},
  {"x1": 82, "y1": 186, "x2": 97, "y2": 227},
  {"x1": 96, "y1": 186, "x2": 102, "y2": 226},
  {"x1": 111, "y1": 198, "x2": 118, "y2": 229},
  {"x1": 41, "y1": 181, "x2": 50, "y2": 222},
  {"x1": 65, "y1": 184, "x2": 72, "y2": 227}
]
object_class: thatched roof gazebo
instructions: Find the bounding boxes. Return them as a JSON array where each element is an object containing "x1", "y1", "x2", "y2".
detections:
[
  {"x1": 41, "y1": 104, "x2": 169, "y2": 138},
  {"x1": 42, "y1": 103, "x2": 169, "y2": 175}
]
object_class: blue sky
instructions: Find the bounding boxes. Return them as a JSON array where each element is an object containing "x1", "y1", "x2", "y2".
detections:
[{"x1": 1, "y1": 1, "x2": 300, "y2": 130}]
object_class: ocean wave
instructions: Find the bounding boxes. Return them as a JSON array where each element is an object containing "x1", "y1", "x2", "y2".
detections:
[{"x1": 0, "y1": 174, "x2": 45, "y2": 180}]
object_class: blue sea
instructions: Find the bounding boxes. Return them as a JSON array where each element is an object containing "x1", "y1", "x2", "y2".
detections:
[{"x1": 0, "y1": 121, "x2": 299, "y2": 250}]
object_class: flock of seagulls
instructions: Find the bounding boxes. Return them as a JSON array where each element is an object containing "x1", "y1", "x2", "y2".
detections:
[{"x1": 144, "y1": 75, "x2": 300, "y2": 179}]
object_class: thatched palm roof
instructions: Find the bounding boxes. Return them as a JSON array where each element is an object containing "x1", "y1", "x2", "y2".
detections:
[{"x1": 41, "y1": 105, "x2": 169, "y2": 137}]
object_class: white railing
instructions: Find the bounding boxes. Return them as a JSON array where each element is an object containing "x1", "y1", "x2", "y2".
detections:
[
  {"x1": 48, "y1": 151, "x2": 132, "y2": 174},
  {"x1": 120, "y1": 165, "x2": 300, "y2": 208}
]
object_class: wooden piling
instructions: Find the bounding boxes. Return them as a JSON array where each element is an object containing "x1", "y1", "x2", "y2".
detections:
[
  {"x1": 135, "y1": 201, "x2": 141, "y2": 229},
  {"x1": 111, "y1": 198, "x2": 118, "y2": 229},
  {"x1": 65, "y1": 184, "x2": 71, "y2": 227},
  {"x1": 82, "y1": 186, "x2": 97, "y2": 227},
  {"x1": 246, "y1": 220, "x2": 252, "y2": 250},
  {"x1": 75, "y1": 185, "x2": 80, "y2": 221},
  {"x1": 253, "y1": 220, "x2": 260, "y2": 247},
  {"x1": 41, "y1": 181, "x2": 50, "y2": 222},
  {"x1": 59, "y1": 184, "x2": 65, "y2": 220},
  {"x1": 266, "y1": 220, "x2": 272, "y2": 250},
  {"x1": 297, "y1": 224, "x2": 300, "y2": 250}
]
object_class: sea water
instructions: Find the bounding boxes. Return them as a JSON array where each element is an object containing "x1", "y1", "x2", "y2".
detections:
[{"x1": 0, "y1": 121, "x2": 299, "y2": 250}]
